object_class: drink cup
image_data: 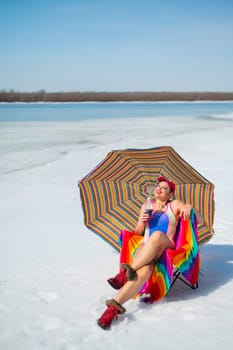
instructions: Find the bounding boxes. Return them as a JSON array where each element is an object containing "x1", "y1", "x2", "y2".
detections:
[{"x1": 145, "y1": 209, "x2": 153, "y2": 219}]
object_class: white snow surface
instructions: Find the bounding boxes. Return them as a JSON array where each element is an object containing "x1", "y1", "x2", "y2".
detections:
[{"x1": 0, "y1": 115, "x2": 233, "y2": 350}]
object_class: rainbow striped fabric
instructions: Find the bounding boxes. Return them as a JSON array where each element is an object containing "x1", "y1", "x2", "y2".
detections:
[{"x1": 119, "y1": 210, "x2": 200, "y2": 302}]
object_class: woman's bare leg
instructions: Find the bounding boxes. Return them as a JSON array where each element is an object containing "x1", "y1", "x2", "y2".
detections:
[
  {"x1": 115, "y1": 262, "x2": 154, "y2": 305},
  {"x1": 131, "y1": 231, "x2": 174, "y2": 271}
]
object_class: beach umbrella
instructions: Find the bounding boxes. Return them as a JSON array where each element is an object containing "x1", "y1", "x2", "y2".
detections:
[{"x1": 78, "y1": 146, "x2": 215, "y2": 251}]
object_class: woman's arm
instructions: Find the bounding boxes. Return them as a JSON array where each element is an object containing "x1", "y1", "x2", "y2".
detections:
[{"x1": 172, "y1": 200, "x2": 204, "y2": 224}]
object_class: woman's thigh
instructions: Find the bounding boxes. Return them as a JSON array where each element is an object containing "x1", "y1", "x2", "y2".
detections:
[
  {"x1": 133, "y1": 242, "x2": 145, "y2": 261},
  {"x1": 149, "y1": 230, "x2": 174, "y2": 258}
]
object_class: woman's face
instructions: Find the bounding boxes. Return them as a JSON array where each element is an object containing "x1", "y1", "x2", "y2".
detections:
[{"x1": 154, "y1": 181, "x2": 171, "y2": 200}]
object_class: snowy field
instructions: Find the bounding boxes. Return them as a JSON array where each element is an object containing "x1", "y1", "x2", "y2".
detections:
[{"x1": 0, "y1": 114, "x2": 233, "y2": 350}]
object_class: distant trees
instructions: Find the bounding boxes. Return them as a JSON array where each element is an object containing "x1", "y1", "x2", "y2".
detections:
[
  {"x1": 0, "y1": 89, "x2": 47, "y2": 102},
  {"x1": 0, "y1": 90, "x2": 233, "y2": 102}
]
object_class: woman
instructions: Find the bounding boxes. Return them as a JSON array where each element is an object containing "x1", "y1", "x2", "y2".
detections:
[{"x1": 97, "y1": 176, "x2": 203, "y2": 330}]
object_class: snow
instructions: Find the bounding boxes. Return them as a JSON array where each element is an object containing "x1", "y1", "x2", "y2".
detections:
[{"x1": 0, "y1": 115, "x2": 232, "y2": 349}]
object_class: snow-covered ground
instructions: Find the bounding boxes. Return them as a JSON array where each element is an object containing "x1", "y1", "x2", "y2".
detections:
[{"x1": 0, "y1": 115, "x2": 232, "y2": 350}]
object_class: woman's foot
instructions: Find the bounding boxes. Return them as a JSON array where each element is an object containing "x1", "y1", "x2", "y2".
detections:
[
  {"x1": 97, "y1": 299, "x2": 126, "y2": 330},
  {"x1": 107, "y1": 264, "x2": 137, "y2": 289},
  {"x1": 107, "y1": 268, "x2": 127, "y2": 290}
]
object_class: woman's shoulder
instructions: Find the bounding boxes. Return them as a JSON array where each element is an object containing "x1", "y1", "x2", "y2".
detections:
[
  {"x1": 171, "y1": 198, "x2": 184, "y2": 206},
  {"x1": 169, "y1": 199, "x2": 183, "y2": 213}
]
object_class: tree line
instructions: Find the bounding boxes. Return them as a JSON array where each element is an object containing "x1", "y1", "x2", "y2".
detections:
[{"x1": 1, "y1": 90, "x2": 233, "y2": 102}]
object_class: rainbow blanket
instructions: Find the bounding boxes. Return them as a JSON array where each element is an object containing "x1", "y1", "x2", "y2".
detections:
[{"x1": 118, "y1": 210, "x2": 200, "y2": 303}]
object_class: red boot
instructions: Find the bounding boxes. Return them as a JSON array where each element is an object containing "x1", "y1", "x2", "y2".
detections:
[
  {"x1": 107, "y1": 264, "x2": 137, "y2": 289},
  {"x1": 97, "y1": 299, "x2": 126, "y2": 330},
  {"x1": 107, "y1": 268, "x2": 127, "y2": 290}
]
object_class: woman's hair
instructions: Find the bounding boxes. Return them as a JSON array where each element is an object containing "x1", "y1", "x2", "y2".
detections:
[{"x1": 157, "y1": 176, "x2": 175, "y2": 193}]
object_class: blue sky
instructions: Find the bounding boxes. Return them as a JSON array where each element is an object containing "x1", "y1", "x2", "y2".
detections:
[{"x1": 0, "y1": 0, "x2": 233, "y2": 92}]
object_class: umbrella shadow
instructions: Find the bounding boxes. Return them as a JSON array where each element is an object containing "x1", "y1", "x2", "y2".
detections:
[{"x1": 166, "y1": 244, "x2": 233, "y2": 301}]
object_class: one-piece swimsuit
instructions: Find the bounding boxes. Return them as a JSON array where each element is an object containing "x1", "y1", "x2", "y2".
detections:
[{"x1": 143, "y1": 202, "x2": 178, "y2": 246}]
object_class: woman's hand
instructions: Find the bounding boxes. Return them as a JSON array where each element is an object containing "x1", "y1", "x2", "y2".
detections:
[
  {"x1": 138, "y1": 206, "x2": 150, "y2": 224},
  {"x1": 179, "y1": 204, "x2": 192, "y2": 220},
  {"x1": 140, "y1": 211, "x2": 151, "y2": 223},
  {"x1": 135, "y1": 204, "x2": 150, "y2": 234}
]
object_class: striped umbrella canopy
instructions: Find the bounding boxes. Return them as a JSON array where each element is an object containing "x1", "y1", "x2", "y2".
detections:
[{"x1": 78, "y1": 146, "x2": 215, "y2": 251}]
